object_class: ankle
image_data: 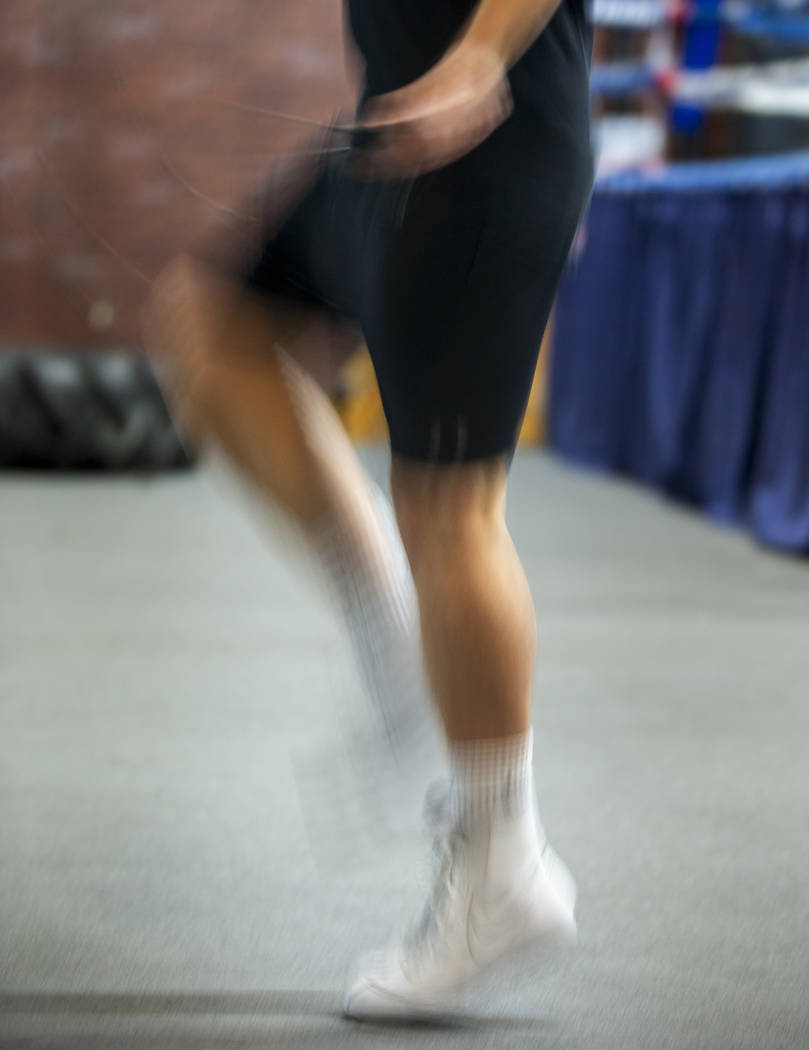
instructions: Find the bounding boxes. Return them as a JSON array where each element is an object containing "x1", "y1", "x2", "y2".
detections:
[{"x1": 449, "y1": 729, "x2": 535, "y2": 829}]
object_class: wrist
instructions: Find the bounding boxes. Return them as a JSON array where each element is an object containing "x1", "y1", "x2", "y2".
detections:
[{"x1": 449, "y1": 33, "x2": 509, "y2": 78}]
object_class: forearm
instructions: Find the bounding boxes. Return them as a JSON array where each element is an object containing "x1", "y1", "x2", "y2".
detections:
[{"x1": 460, "y1": 0, "x2": 564, "y2": 68}]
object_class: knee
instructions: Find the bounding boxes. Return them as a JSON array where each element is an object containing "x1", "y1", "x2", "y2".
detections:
[
  {"x1": 141, "y1": 257, "x2": 229, "y2": 427},
  {"x1": 146, "y1": 255, "x2": 205, "y2": 326},
  {"x1": 153, "y1": 253, "x2": 202, "y2": 298},
  {"x1": 390, "y1": 461, "x2": 507, "y2": 577},
  {"x1": 144, "y1": 255, "x2": 231, "y2": 348}
]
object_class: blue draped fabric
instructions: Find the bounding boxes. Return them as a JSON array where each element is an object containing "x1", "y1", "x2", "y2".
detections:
[{"x1": 550, "y1": 152, "x2": 809, "y2": 553}]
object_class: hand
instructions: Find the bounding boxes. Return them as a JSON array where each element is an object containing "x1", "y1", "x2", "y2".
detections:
[{"x1": 351, "y1": 42, "x2": 512, "y2": 179}]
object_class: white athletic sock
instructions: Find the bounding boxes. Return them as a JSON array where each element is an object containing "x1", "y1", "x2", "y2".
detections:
[
  {"x1": 449, "y1": 729, "x2": 534, "y2": 824},
  {"x1": 312, "y1": 481, "x2": 433, "y2": 749},
  {"x1": 449, "y1": 730, "x2": 544, "y2": 886}
]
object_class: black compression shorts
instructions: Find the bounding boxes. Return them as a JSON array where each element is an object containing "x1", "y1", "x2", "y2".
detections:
[{"x1": 238, "y1": 2, "x2": 593, "y2": 463}]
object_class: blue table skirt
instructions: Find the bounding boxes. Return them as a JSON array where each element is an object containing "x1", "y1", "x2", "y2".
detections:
[{"x1": 550, "y1": 151, "x2": 809, "y2": 553}]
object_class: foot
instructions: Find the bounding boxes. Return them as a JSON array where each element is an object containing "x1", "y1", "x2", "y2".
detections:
[{"x1": 343, "y1": 787, "x2": 576, "y2": 1021}]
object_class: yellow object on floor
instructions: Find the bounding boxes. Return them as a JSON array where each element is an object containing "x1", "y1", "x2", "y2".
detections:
[{"x1": 337, "y1": 317, "x2": 553, "y2": 447}]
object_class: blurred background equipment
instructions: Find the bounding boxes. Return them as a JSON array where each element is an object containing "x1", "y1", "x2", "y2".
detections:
[
  {"x1": 590, "y1": 0, "x2": 809, "y2": 166},
  {"x1": 0, "y1": 351, "x2": 192, "y2": 469}
]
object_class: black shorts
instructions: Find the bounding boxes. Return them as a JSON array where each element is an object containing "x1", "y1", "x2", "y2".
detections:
[{"x1": 239, "y1": 113, "x2": 593, "y2": 463}]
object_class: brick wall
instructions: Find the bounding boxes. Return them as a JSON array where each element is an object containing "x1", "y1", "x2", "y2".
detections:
[{"x1": 0, "y1": 0, "x2": 350, "y2": 348}]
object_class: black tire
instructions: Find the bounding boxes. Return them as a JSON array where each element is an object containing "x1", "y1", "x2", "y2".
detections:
[{"x1": 0, "y1": 350, "x2": 195, "y2": 470}]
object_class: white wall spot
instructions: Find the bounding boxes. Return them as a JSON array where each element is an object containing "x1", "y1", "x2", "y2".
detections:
[{"x1": 89, "y1": 299, "x2": 116, "y2": 330}]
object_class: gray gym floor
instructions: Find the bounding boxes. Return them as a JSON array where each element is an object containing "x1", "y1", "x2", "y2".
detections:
[{"x1": 2, "y1": 450, "x2": 808, "y2": 1050}]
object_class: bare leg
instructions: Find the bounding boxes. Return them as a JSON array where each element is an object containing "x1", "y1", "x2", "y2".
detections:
[
  {"x1": 345, "y1": 455, "x2": 577, "y2": 1022},
  {"x1": 391, "y1": 457, "x2": 535, "y2": 742},
  {"x1": 143, "y1": 256, "x2": 433, "y2": 742},
  {"x1": 145, "y1": 256, "x2": 378, "y2": 538}
]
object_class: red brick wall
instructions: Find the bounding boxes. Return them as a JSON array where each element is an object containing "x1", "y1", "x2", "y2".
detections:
[{"x1": 0, "y1": 0, "x2": 351, "y2": 348}]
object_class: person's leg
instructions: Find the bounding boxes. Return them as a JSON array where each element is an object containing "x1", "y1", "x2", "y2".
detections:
[
  {"x1": 143, "y1": 256, "x2": 432, "y2": 744},
  {"x1": 145, "y1": 255, "x2": 366, "y2": 531},
  {"x1": 344, "y1": 453, "x2": 577, "y2": 1019},
  {"x1": 390, "y1": 457, "x2": 534, "y2": 741}
]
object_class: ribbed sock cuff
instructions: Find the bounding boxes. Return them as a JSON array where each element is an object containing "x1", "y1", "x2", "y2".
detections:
[{"x1": 449, "y1": 729, "x2": 534, "y2": 827}]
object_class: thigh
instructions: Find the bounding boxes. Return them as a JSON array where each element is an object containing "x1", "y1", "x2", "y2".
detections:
[
  {"x1": 232, "y1": 146, "x2": 382, "y2": 326},
  {"x1": 225, "y1": 151, "x2": 373, "y2": 387},
  {"x1": 361, "y1": 143, "x2": 593, "y2": 464}
]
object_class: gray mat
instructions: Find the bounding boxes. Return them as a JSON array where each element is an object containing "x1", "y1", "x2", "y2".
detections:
[{"x1": 2, "y1": 451, "x2": 808, "y2": 1049}]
